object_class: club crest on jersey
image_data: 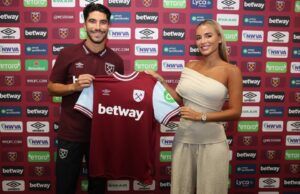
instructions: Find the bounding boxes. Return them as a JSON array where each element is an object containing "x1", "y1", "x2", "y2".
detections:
[
  {"x1": 59, "y1": 148, "x2": 68, "y2": 159},
  {"x1": 133, "y1": 90, "x2": 145, "y2": 102},
  {"x1": 105, "y1": 62, "x2": 115, "y2": 75}
]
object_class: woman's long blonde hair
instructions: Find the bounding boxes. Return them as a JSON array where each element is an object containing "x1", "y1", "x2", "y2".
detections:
[{"x1": 197, "y1": 19, "x2": 229, "y2": 62}]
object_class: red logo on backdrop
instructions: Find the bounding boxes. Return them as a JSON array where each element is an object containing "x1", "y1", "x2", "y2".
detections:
[
  {"x1": 143, "y1": 0, "x2": 152, "y2": 7},
  {"x1": 1, "y1": 151, "x2": 23, "y2": 162},
  {"x1": 265, "y1": 76, "x2": 286, "y2": 88},
  {"x1": 32, "y1": 91, "x2": 42, "y2": 102},
  {"x1": 2, "y1": 0, "x2": 12, "y2": 6},
  {"x1": 247, "y1": 62, "x2": 256, "y2": 72},
  {"x1": 53, "y1": 28, "x2": 74, "y2": 39},
  {"x1": 169, "y1": 13, "x2": 179, "y2": 24},
  {"x1": 294, "y1": 92, "x2": 300, "y2": 103},
  {"x1": 4, "y1": 76, "x2": 14, "y2": 86},
  {"x1": 58, "y1": 28, "x2": 69, "y2": 39},
  {"x1": 262, "y1": 150, "x2": 282, "y2": 160},
  {"x1": 276, "y1": 0, "x2": 285, "y2": 11}
]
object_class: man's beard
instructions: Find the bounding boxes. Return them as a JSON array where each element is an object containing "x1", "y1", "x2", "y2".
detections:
[{"x1": 86, "y1": 30, "x2": 107, "y2": 44}]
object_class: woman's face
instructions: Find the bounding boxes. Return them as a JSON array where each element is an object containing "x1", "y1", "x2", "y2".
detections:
[{"x1": 195, "y1": 24, "x2": 222, "y2": 56}]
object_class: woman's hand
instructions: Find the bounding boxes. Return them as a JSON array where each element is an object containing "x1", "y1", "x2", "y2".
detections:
[{"x1": 180, "y1": 106, "x2": 201, "y2": 121}]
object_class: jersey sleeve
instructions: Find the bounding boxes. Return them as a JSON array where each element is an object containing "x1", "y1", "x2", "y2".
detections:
[
  {"x1": 153, "y1": 81, "x2": 180, "y2": 125},
  {"x1": 74, "y1": 84, "x2": 94, "y2": 118}
]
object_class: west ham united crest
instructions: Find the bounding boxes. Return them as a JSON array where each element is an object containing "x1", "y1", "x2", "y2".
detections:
[
  {"x1": 133, "y1": 90, "x2": 145, "y2": 102},
  {"x1": 105, "y1": 62, "x2": 115, "y2": 75}
]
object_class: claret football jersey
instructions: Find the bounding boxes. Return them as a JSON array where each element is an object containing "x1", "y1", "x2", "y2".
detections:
[{"x1": 74, "y1": 71, "x2": 179, "y2": 181}]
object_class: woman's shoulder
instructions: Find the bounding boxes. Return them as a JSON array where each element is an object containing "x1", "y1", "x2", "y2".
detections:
[{"x1": 185, "y1": 60, "x2": 203, "y2": 68}]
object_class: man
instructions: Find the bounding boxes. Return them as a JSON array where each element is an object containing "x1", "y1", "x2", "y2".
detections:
[{"x1": 47, "y1": 3, "x2": 124, "y2": 194}]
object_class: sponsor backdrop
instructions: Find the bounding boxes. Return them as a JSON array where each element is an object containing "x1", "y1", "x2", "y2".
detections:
[{"x1": 0, "y1": 0, "x2": 299, "y2": 193}]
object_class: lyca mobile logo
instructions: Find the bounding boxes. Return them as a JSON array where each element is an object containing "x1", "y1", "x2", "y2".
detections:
[
  {"x1": 235, "y1": 178, "x2": 255, "y2": 188},
  {"x1": 191, "y1": 0, "x2": 212, "y2": 8}
]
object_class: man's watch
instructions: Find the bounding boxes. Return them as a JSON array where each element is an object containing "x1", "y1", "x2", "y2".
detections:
[{"x1": 201, "y1": 112, "x2": 207, "y2": 122}]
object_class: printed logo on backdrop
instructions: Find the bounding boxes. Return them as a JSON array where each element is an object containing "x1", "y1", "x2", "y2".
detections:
[
  {"x1": 236, "y1": 164, "x2": 256, "y2": 174},
  {"x1": 190, "y1": 0, "x2": 212, "y2": 8},
  {"x1": 134, "y1": 60, "x2": 158, "y2": 71},
  {"x1": 27, "y1": 151, "x2": 50, "y2": 162},
  {"x1": 163, "y1": 12, "x2": 186, "y2": 24},
  {"x1": 237, "y1": 135, "x2": 258, "y2": 146},
  {"x1": 243, "y1": 0, "x2": 265, "y2": 11},
  {"x1": 162, "y1": 60, "x2": 184, "y2": 72},
  {"x1": 269, "y1": 0, "x2": 291, "y2": 12},
  {"x1": 135, "y1": 28, "x2": 158, "y2": 40},
  {"x1": 267, "y1": 46, "x2": 288, "y2": 58},
  {"x1": 286, "y1": 135, "x2": 300, "y2": 146},
  {"x1": 1, "y1": 136, "x2": 23, "y2": 147},
  {"x1": 265, "y1": 76, "x2": 286, "y2": 88},
  {"x1": 238, "y1": 121, "x2": 259, "y2": 132},
  {"x1": 24, "y1": 0, "x2": 47, "y2": 7},
  {"x1": 26, "y1": 75, "x2": 48, "y2": 87},
  {"x1": 293, "y1": 32, "x2": 300, "y2": 43},
  {"x1": 190, "y1": 13, "x2": 212, "y2": 25},
  {"x1": 52, "y1": 11, "x2": 75, "y2": 23},
  {"x1": 189, "y1": 45, "x2": 200, "y2": 56},
  {"x1": 0, "y1": 59, "x2": 21, "y2": 71},
  {"x1": 0, "y1": 43, "x2": 20, "y2": 55},
  {"x1": 111, "y1": 12, "x2": 130, "y2": 24},
  {"x1": 29, "y1": 181, "x2": 51, "y2": 191},
  {"x1": 224, "y1": 30, "x2": 238, "y2": 42},
  {"x1": 243, "y1": 15, "x2": 264, "y2": 26},
  {"x1": 217, "y1": 14, "x2": 239, "y2": 26},
  {"x1": 288, "y1": 107, "x2": 300, "y2": 117},
  {"x1": 27, "y1": 121, "x2": 49, "y2": 133},
  {"x1": 107, "y1": 180, "x2": 130, "y2": 191},
  {"x1": 53, "y1": 27, "x2": 75, "y2": 39},
  {"x1": 163, "y1": 28, "x2": 185, "y2": 40},
  {"x1": 136, "y1": 0, "x2": 158, "y2": 7},
  {"x1": 109, "y1": 44, "x2": 130, "y2": 55},
  {"x1": 160, "y1": 121, "x2": 179, "y2": 133},
  {"x1": 0, "y1": 27, "x2": 20, "y2": 39},
  {"x1": 262, "y1": 150, "x2": 282, "y2": 160},
  {"x1": 285, "y1": 163, "x2": 300, "y2": 175},
  {"x1": 133, "y1": 180, "x2": 155, "y2": 191},
  {"x1": 1, "y1": 151, "x2": 24, "y2": 162},
  {"x1": 241, "y1": 61, "x2": 262, "y2": 72},
  {"x1": 0, "y1": 11, "x2": 20, "y2": 23},
  {"x1": 52, "y1": 44, "x2": 73, "y2": 55},
  {"x1": 24, "y1": 28, "x2": 48, "y2": 39},
  {"x1": 0, "y1": 106, "x2": 21, "y2": 117},
  {"x1": 163, "y1": 0, "x2": 186, "y2": 8},
  {"x1": 160, "y1": 165, "x2": 172, "y2": 176},
  {"x1": 264, "y1": 106, "x2": 284, "y2": 117},
  {"x1": 2, "y1": 180, "x2": 25, "y2": 191},
  {"x1": 160, "y1": 136, "x2": 174, "y2": 148},
  {"x1": 134, "y1": 44, "x2": 158, "y2": 56},
  {"x1": 25, "y1": 60, "x2": 48, "y2": 71},
  {"x1": 267, "y1": 31, "x2": 289, "y2": 43},
  {"x1": 260, "y1": 164, "x2": 280, "y2": 174},
  {"x1": 1, "y1": 166, "x2": 24, "y2": 176},
  {"x1": 226, "y1": 45, "x2": 237, "y2": 57},
  {"x1": 26, "y1": 106, "x2": 49, "y2": 117},
  {"x1": 242, "y1": 46, "x2": 262, "y2": 57},
  {"x1": 162, "y1": 44, "x2": 185, "y2": 56},
  {"x1": 160, "y1": 151, "x2": 172, "y2": 162},
  {"x1": 264, "y1": 91, "x2": 285, "y2": 102},
  {"x1": 0, "y1": 75, "x2": 21, "y2": 86},
  {"x1": 159, "y1": 180, "x2": 171, "y2": 189},
  {"x1": 0, "y1": 0, "x2": 19, "y2": 6},
  {"x1": 108, "y1": 28, "x2": 131, "y2": 40},
  {"x1": 0, "y1": 121, "x2": 22, "y2": 133},
  {"x1": 285, "y1": 150, "x2": 300, "y2": 160},
  {"x1": 259, "y1": 177, "x2": 280, "y2": 188},
  {"x1": 290, "y1": 77, "x2": 300, "y2": 88},
  {"x1": 235, "y1": 178, "x2": 255, "y2": 188},
  {"x1": 108, "y1": 0, "x2": 131, "y2": 7},
  {"x1": 287, "y1": 121, "x2": 300, "y2": 132},
  {"x1": 236, "y1": 150, "x2": 257, "y2": 160},
  {"x1": 268, "y1": 16, "x2": 290, "y2": 27},
  {"x1": 241, "y1": 106, "x2": 260, "y2": 117},
  {"x1": 25, "y1": 44, "x2": 48, "y2": 55},
  {"x1": 262, "y1": 135, "x2": 282, "y2": 145},
  {"x1": 283, "y1": 178, "x2": 300, "y2": 188},
  {"x1": 242, "y1": 30, "x2": 264, "y2": 42},
  {"x1": 27, "y1": 136, "x2": 50, "y2": 148},
  {"x1": 292, "y1": 47, "x2": 300, "y2": 58},
  {"x1": 51, "y1": 0, "x2": 75, "y2": 7},
  {"x1": 0, "y1": 91, "x2": 21, "y2": 102},
  {"x1": 243, "y1": 76, "x2": 261, "y2": 88},
  {"x1": 24, "y1": 11, "x2": 47, "y2": 23},
  {"x1": 289, "y1": 91, "x2": 300, "y2": 103},
  {"x1": 217, "y1": 0, "x2": 239, "y2": 10},
  {"x1": 135, "y1": 12, "x2": 158, "y2": 23},
  {"x1": 243, "y1": 91, "x2": 261, "y2": 103}
]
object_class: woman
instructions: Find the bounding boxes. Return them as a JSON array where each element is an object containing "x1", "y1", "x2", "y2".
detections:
[{"x1": 146, "y1": 19, "x2": 242, "y2": 194}]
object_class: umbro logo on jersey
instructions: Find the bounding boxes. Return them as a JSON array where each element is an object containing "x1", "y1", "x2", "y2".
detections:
[{"x1": 98, "y1": 104, "x2": 144, "y2": 121}]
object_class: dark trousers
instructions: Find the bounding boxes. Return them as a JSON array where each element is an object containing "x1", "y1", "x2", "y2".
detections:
[{"x1": 56, "y1": 138, "x2": 106, "y2": 194}]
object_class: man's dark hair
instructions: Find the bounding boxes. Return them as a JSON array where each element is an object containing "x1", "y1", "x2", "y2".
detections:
[{"x1": 83, "y1": 3, "x2": 111, "y2": 23}]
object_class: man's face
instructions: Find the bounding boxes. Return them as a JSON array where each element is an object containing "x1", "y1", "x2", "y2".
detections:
[{"x1": 84, "y1": 11, "x2": 109, "y2": 44}]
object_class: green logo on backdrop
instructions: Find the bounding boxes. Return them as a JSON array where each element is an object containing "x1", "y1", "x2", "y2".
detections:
[
  {"x1": 24, "y1": 0, "x2": 47, "y2": 7},
  {"x1": 28, "y1": 151, "x2": 50, "y2": 162},
  {"x1": 80, "y1": 28, "x2": 87, "y2": 40},
  {"x1": 81, "y1": 180, "x2": 88, "y2": 191},
  {"x1": 238, "y1": 121, "x2": 259, "y2": 132},
  {"x1": 0, "y1": 60, "x2": 21, "y2": 71},
  {"x1": 160, "y1": 151, "x2": 172, "y2": 162},
  {"x1": 285, "y1": 150, "x2": 300, "y2": 160},
  {"x1": 266, "y1": 62, "x2": 287, "y2": 73},
  {"x1": 295, "y1": 1, "x2": 300, "y2": 12},
  {"x1": 25, "y1": 59, "x2": 48, "y2": 71},
  {"x1": 52, "y1": 96, "x2": 62, "y2": 103},
  {"x1": 163, "y1": 0, "x2": 186, "y2": 8},
  {"x1": 134, "y1": 60, "x2": 158, "y2": 71},
  {"x1": 224, "y1": 30, "x2": 238, "y2": 42}
]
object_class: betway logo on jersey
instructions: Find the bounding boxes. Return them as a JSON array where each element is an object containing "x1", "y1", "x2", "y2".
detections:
[
  {"x1": 135, "y1": 12, "x2": 158, "y2": 24},
  {"x1": 108, "y1": 28, "x2": 131, "y2": 40},
  {"x1": 27, "y1": 136, "x2": 50, "y2": 148},
  {"x1": 160, "y1": 136, "x2": 174, "y2": 148},
  {"x1": 163, "y1": 29, "x2": 185, "y2": 40},
  {"x1": 217, "y1": 14, "x2": 239, "y2": 26},
  {"x1": 0, "y1": 121, "x2": 23, "y2": 133},
  {"x1": 244, "y1": 0, "x2": 265, "y2": 10},
  {"x1": 0, "y1": 43, "x2": 20, "y2": 55},
  {"x1": 217, "y1": 0, "x2": 239, "y2": 10},
  {"x1": 243, "y1": 91, "x2": 260, "y2": 103},
  {"x1": 135, "y1": 44, "x2": 158, "y2": 56},
  {"x1": 0, "y1": 11, "x2": 20, "y2": 23},
  {"x1": 98, "y1": 104, "x2": 144, "y2": 121},
  {"x1": 286, "y1": 135, "x2": 300, "y2": 146},
  {"x1": 242, "y1": 30, "x2": 264, "y2": 42},
  {"x1": 135, "y1": 28, "x2": 158, "y2": 40},
  {"x1": 162, "y1": 60, "x2": 184, "y2": 72},
  {"x1": 262, "y1": 121, "x2": 283, "y2": 132},
  {"x1": 267, "y1": 46, "x2": 288, "y2": 58},
  {"x1": 0, "y1": 27, "x2": 20, "y2": 39},
  {"x1": 268, "y1": 31, "x2": 289, "y2": 43},
  {"x1": 259, "y1": 177, "x2": 280, "y2": 188},
  {"x1": 24, "y1": 28, "x2": 48, "y2": 39},
  {"x1": 287, "y1": 121, "x2": 300, "y2": 132}
]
